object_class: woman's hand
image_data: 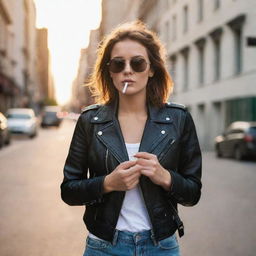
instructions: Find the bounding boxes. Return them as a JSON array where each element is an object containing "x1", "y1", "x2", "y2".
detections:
[
  {"x1": 103, "y1": 160, "x2": 141, "y2": 193},
  {"x1": 134, "y1": 152, "x2": 172, "y2": 191}
]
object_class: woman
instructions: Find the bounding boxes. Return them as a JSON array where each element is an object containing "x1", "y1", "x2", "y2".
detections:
[{"x1": 61, "y1": 21, "x2": 202, "y2": 256}]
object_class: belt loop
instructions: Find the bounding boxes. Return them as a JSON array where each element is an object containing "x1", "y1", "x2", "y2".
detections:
[
  {"x1": 150, "y1": 230, "x2": 158, "y2": 246},
  {"x1": 112, "y1": 229, "x2": 118, "y2": 246}
]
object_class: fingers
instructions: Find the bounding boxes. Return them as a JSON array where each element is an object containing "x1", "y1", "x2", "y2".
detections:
[
  {"x1": 126, "y1": 179, "x2": 140, "y2": 190},
  {"x1": 134, "y1": 152, "x2": 156, "y2": 160},
  {"x1": 136, "y1": 158, "x2": 157, "y2": 169},
  {"x1": 119, "y1": 160, "x2": 137, "y2": 170},
  {"x1": 140, "y1": 169, "x2": 153, "y2": 177},
  {"x1": 121, "y1": 164, "x2": 141, "y2": 178}
]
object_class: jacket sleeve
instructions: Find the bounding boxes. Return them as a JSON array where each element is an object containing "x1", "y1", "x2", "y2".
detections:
[
  {"x1": 60, "y1": 114, "x2": 105, "y2": 206},
  {"x1": 168, "y1": 110, "x2": 202, "y2": 206}
]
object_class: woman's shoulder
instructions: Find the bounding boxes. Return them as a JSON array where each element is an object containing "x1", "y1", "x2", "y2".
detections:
[
  {"x1": 165, "y1": 102, "x2": 186, "y2": 111},
  {"x1": 81, "y1": 104, "x2": 102, "y2": 114},
  {"x1": 79, "y1": 104, "x2": 103, "y2": 122}
]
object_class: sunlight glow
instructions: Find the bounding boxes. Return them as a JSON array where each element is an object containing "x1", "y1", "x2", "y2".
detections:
[{"x1": 34, "y1": 0, "x2": 102, "y2": 105}]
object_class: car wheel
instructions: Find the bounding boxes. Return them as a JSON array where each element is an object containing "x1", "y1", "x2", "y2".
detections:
[
  {"x1": 234, "y1": 146, "x2": 243, "y2": 160},
  {"x1": 29, "y1": 133, "x2": 35, "y2": 138}
]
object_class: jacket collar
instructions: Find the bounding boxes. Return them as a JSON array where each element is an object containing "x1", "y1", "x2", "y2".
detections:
[
  {"x1": 90, "y1": 100, "x2": 173, "y2": 124},
  {"x1": 89, "y1": 100, "x2": 175, "y2": 164}
]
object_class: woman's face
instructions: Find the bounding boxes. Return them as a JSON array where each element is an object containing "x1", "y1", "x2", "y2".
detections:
[{"x1": 109, "y1": 39, "x2": 153, "y2": 97}]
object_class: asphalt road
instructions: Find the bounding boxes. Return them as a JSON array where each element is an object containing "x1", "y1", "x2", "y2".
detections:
[{"x1": 0, "y1": 120, "x2": 255, "y2": 256}]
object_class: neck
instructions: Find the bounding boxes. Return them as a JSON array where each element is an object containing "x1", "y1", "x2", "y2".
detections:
[{"x1": 118, "y1": 94, "x2": 147, "y2": 116}]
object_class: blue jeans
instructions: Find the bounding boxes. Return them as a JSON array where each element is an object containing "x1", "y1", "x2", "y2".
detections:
[{"x1": 83, "y1": 230, "x2": 180, "y2": 256}]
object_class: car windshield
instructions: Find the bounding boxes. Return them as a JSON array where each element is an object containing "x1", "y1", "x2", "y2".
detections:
[
  {"x1": 7, "y1": 113, "x2": 32, "y2": 119},
  {"x1": 45, "y1": 111, "x2": 57, "y2": 116},
  {"x1": 249, "y1": 127, "x2": 256, "y2": 135}
]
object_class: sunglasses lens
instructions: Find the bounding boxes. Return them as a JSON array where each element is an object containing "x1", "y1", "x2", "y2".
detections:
[
  {"x1": 108, "y1": 57, "x2": 148, "y2": 73},
  {"x1": 131, "y1": 57, "x2": 148, "y2": 72},
  {"x1": 108, "y1": 59, "x2": 125, "y2": 73}
]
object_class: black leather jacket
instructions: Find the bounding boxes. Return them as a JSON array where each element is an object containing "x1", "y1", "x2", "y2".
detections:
[{"x1": 61, "y1": 101, "x2": 202, "y2": 242}]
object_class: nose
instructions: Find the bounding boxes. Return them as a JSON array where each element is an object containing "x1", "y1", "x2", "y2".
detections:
[{"x1": 123, "y1": 60, "x2": 133, "y2": 74}]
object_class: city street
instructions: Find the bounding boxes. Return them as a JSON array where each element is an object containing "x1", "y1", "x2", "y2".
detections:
[{"x1": 0, "y1": 120, "x2": 256, "y2": 256}]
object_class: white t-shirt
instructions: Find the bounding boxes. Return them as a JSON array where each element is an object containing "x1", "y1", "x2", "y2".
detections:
[
  {"x1": 89, "y1": 142, "x2": 152, "y2": 240},
  {"x1": 116, "y1": 142, "x2": 152, "y2": 232}
]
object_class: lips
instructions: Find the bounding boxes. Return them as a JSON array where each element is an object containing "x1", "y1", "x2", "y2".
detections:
[{"x1": 122, "y1": 80, "x2": 134, "y2": 83}]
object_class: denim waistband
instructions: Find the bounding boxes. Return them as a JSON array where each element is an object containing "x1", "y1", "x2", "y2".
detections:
[{"x1": 112, "y1": 229, "x2": 157, "y2": 246}]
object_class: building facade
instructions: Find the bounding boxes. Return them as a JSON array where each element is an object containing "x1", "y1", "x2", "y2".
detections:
[
  {"x1": 75, "y1": 0, "x2": 256, "y2": 150},
  {"x1": 71, "y1": 29, "x2": 100, "y2": 112},
  {"x1": 0, "y1": 0, "x2": 52, "y2": 114},
  {"x1": 37, "y1": 28, "x2": 55, "y2": 106},
  {"x1": 140, "y1": 0, "x2": 256, "y2": 150},
  {"x1": 72, "y1": 0, "x2": 143, "y2": 111}
]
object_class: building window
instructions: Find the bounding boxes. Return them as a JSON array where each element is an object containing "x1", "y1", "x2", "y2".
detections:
[
  {"x1": 183, "y1": 5, "x2": 188, "y2": 33},
  {"x1": 234, "y1": 29, "x2": 242, "y2": 74},
  {"x1": 213, "y1": 39, "x2": 221, "y2": 81},
  {"x1": 0, "y1": 3, "x2": 11, "y2": 58},
  {"x1": 195, "y1": 38, "x2": 206, "y2": 86},
  {"x1": 227, "y1": 15, "x2": 246, "y2": 75},
  {"x1": 197, "y1": 103, "x2": 206, "y2": 148},
  {"x1": 214, "y1": 0, "x2": 220, "y2": 10},
  {"x1": 198, "y1": 0, "x2": 203, "y2": 22},
  {"x1": 169, "y1": 55, "x2": 177, "y2": 86},
  {"x1": 198, "y1": 47, "x2": 204, "y2": 85},
  {"x1": 165, "y1": 20, "x2": 170, "y2": 45},
  {"x1": 210, "y1": 28, "x2": 222, "y2": 81},
  {"x1": 225, "y1": 97, "x2": 256, "y2": 125},
  {"x1": 172, "y1": 15, "x2": 177, "y2": 41},
  {"x1": 181, "y1": 47, "x2": 189, "y2": 91}
]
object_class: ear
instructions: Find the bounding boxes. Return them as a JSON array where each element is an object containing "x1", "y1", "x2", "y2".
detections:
[{"x1": 149, "y1": 69, "x2": 154, "y2": 77}]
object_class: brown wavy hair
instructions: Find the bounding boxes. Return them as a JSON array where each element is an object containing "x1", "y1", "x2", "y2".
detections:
[{"x1": 86, "y1": 20, "x2": 173, "y2": 107}]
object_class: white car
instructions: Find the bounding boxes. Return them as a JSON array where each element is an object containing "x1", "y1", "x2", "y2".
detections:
[{"x1": 7, "y1": 108, "x2": 38, "y2": 138}]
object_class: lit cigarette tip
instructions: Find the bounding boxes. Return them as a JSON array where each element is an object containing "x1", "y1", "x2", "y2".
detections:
[{"x1": 122, "y1": 82, "x2": 129, "y2": 94}]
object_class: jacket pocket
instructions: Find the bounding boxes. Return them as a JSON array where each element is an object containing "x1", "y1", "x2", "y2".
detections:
[{"x1": 158, "y1": 138, "x2": 176, "y2": 162}]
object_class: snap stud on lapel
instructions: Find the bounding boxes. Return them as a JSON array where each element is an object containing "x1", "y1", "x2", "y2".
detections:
[
  {"x1": 94, "y1": 117, "x2": 99, "y2": 120},
  {"x1": 161, "y1": 130, "x2": 166, "y2": 134},
  {"x1": 98, "y1": 131, "x2": 103, "y2": 135},
  {"x1": 166, "y1": 117, "x2": 170, "y2": 121}
]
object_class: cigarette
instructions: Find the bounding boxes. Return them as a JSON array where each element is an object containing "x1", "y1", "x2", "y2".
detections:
[{"x1": 122, "y1": 82, "x2": 129, "y2": 94}]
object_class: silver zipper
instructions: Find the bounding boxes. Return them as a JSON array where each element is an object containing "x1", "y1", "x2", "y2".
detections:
[
  {"x1": 105, "y1": 148, "x2": 109, "y2": 174},
  {"x1": 159, "y1": 139, "x2": 175, "y2": 161}
]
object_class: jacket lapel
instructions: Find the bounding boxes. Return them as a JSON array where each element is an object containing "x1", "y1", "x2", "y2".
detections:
[
  {"x1": 90, "y1": 102, "x2": 174, "y2": 163},
  {"x1": 139, "y1": 104, "x2": 174, "y2": 157},
  {"x1": 90, "y1": 102, "x2": 129, "y2": 163}
]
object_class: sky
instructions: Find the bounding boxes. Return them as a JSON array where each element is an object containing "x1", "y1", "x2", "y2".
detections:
[{"x1": 34, "y1": 0, "x2": 102, "y2": 105}]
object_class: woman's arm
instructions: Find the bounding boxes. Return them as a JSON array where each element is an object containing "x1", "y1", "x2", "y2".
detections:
[
  {"x1": 167, "y1": 111, "x2": 202, "y2": 206},
  {"x1": 60, "y1": 114, "x2": 105, "y2": 206}
]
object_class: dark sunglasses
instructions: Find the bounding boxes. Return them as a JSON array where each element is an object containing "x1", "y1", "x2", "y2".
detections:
[{"x1": 107, "y1": 56, "x2": 150, "y2": 73}]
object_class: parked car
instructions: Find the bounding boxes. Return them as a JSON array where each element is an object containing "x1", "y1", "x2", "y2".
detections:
[
  {"x1": 7, "y1": 108, "x2": 38, "y2": 138},
  {"x1": 41, "y1": 106, "x2": 62, "y2": 127},
  {"x1": 0, "y1": 112, "x2": 11, "y2": 148},
  {"x1": 215, "y1": 121, "x2": 256, "y2": 160}
]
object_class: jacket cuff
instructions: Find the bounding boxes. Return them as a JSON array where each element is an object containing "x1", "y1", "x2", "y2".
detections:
[
  {"x1": 167, "y1": 170, "x2": 185, "y2": 202},
  {"x1": 83, "y1": 176, "x2": 106, "y2": 206}
]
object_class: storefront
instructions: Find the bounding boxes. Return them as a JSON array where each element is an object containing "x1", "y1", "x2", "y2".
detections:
[{"x1": 226, "y1": 97, "x2": 256, "y2": 125}]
